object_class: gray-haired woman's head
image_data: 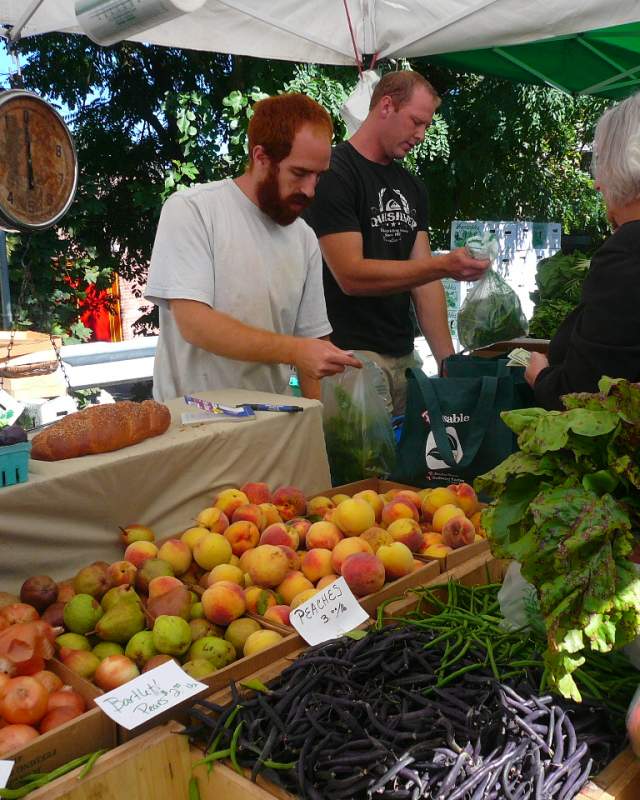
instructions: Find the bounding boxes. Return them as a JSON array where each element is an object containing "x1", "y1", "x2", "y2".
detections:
[{"x1": 593, "y1": 91, "x2": 640, "y2": 210}]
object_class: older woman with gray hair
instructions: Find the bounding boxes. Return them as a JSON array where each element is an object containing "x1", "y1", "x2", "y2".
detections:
[{"x1": 525, "y1": 91, "x2": 640, "y2": 409}]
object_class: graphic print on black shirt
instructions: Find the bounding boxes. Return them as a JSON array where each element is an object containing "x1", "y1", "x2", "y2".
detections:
[
  {"x1": 370, "y1": 187, "x2": 418, "y2": 244},
  {"x1": 305, "y1": 143, "x2": 429, "y2": 356}
]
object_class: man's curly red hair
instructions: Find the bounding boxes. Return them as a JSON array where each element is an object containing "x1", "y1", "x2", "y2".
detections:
[{"x1": 248, "y1": 93, "x2": 333, "y2": 165}]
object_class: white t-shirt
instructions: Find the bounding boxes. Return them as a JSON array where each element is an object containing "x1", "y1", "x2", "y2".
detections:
[{"x1": 144, "y1": 179, "x2": 332, "y2": 401}]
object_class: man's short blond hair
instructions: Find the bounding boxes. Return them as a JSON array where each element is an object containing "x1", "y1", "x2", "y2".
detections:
[{"x1": 369, "y1": 70, "x2": 441, "y2": 112}]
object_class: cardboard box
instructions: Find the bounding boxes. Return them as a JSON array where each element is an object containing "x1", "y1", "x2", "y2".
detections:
[
  {"x1": 0, "y1": 331, "x2": 62, "y2": 361},
  {"x1": 5, "y1": 659, "x2": 117, "y2": 786}
]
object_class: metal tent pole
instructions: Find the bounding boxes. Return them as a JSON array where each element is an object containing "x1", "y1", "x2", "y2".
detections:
[
  {"x1": 7, "y1": 0, "x2": 47, "y2": 42},
  {"x1": 0, "y1": 232, "x2": 12, "y2": 328}
]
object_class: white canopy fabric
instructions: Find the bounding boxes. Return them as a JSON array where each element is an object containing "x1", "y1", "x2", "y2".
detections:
[{"x1": 2, "y1": 0, "x2": 640, "y2": 66}]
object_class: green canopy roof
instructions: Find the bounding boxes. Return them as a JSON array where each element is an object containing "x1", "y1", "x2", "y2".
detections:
[{"x1": 425, "y1": 22, "x2": 640, "y2": 99}]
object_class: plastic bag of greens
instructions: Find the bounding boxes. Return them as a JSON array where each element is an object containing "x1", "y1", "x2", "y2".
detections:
[
  {"x1": 498, "y1": 561, "x2": 545, "y2": 636},
  {"x1": 456, "y1": 233, "x2": 527, "y2": 349},
  {"x1": 322, "y1": 361, "x2": 396, "y2": 486}
]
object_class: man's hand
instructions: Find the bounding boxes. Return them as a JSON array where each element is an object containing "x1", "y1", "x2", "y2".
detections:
[
  {"x1": 525, "y1": 351, "x2": 549, "y2": 387},
  {"x1": 292, "y1": 338, "x2": 362, "y2": 379},
  {"x1": 444, "y1": 248, "x2": 491, "y2": 281}
]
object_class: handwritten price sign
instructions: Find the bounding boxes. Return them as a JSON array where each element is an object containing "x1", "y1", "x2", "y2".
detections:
[
  {"x1": 289, "y1": 576, "x2": 368, "y2": 645},
  {"x1": 94, "y1": 660, "x2": 207, "y2": 730}
]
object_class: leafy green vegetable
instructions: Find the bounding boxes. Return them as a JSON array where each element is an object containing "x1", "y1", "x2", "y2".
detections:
[
  {"x1": 323, "y1": 383, "x2": 396, "y2": 486},
  {"x1": 475, "y1": 378, "x2": 640, "y2": 700},
  {"x1": 457, "y1": 269, "x2": 528, "y2": 349},
  {"x1": 529, "y1": 251, "x2": 590, "y2": 338}
]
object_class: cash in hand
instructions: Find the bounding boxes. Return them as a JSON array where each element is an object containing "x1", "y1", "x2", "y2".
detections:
[{"x1": 506, "y1": 348, "x2": 532, "y2": 367}]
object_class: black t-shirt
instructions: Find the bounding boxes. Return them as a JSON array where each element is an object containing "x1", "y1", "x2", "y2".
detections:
[
  {"x1": 305, "y1": 142, "x2": 429, "y2": 356},
  {"x1": 534, "y1": 219, "x2": 640, "y2": 410}
]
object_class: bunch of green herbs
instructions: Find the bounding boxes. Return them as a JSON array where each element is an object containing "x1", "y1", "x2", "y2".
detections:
[
  {"x1": 323, "y1": 383, "x2": 396, "y2": 486},
  {"x1": 457, "y1": 268, "x2": 528, "y2": 349},
  {"x1": 529, "y1": 251, "x2": 590, "y2": 338},
  {"x1": 475, "y1": 377, "x2": 640, "y2": 701}
]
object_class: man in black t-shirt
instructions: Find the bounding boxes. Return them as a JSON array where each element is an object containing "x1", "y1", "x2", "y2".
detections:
[{"x1": 305, "y1": 71, "x2": 488, "y2": 415}]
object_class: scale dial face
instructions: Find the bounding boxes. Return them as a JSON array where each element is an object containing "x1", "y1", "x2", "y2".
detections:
[{"x1": 0, "y1": 90, "x2": 78, "y2": 232}]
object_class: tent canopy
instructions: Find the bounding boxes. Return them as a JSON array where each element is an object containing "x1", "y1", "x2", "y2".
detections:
[{"x1": 2, "y1": 1, "x2": 640, "y2": 98}]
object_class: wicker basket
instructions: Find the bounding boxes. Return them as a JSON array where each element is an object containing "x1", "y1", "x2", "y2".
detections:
[{"x1": 0, "y1": 361, "x2": 58, "y2": 379}]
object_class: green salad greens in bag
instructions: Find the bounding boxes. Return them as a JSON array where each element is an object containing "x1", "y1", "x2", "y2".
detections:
[
  {"x1": 322, "y1": 362, "x2": 396, "y2": 486},
  {"x1": 457, "y1": 268, "x2": 528, "y2": 349}
]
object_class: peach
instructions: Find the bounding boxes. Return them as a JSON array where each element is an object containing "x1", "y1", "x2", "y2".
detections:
[
  {"x1": 470, "y1": 510, "x2": 486, "y2": 537},
  {"x1": 224, "y1": 521, "x2": 260, "y2": 556},
  {"x1": 286, "y1": 518, "x2": 311, "y2": 548},
  {"x1": 207, "y1": 564, "x2": 244, "y2": 586},
  {"x1": 341, "y1": 553, "x2": 385, "y2": 597},
  {"x1": 331, "y1": 538, "x2": 373, "y2": 574},
  {"x1": 360, "y1": 527, "x2": 394, "y2": 553},
  {"x1": 422, "y1": 543, "x2": 453, "y2": 559},
  {"x1": 193, "y1": 533, "x2": 232, "y2": 570},
  {"x1": 421, "y1": 486, "x2": 459, "y2": 518},
  {"x1": 258, "y1": 503, "x2": 283, "y2": 527},
  {"x1": 181, "y1": 526, "x2": 211, "y2": 550},
  {"x1": 238, "y1": 549, "x2": 257, "y2": 574},
  {"x1": 413, "y1": 559, "x2": 423, "y2": 571},
  {"x1": 124, "y1": 541, "x2": 158, "y2": 569},
  {"x1": 386, "y1": 518, "x2": 424, "y2": 553},
  {"x1": 316, "y1": 574, "x2": 339, "y2": 590},
  {"x1": 107, "y1": 561, "x2": 137, "y2": 587},
  {"x1": 306, "y1": 521, "x2": 343, "y2": 550},
  {"x1": 394, "y1": 490, "x2": 423, "y2": 510},
  {"x1": 264, "y1": 605, "x2": 291, "y2": 626},
  {"x1": 377, "y1": 541, "x2": 414, "y2": 580},
  {"x1": 323, "y1": 508, "x2": 337, "y2": 523},
  {"x1": 201, "y1": 581, "x2": 246, "y2": 625},
  {"x1": 148, "y1": 575, "x2": 183, "y2": 599},
  {"x1": 214, "y1": 488, "x2": 250, "y2": 518},
  {"x1": 418, "y1": 532, "x2": 444, "y2": 554},
  {"x1": 331, "y1": 493, "x2": 351, "y2": 505},
  {"x1": 290, "y1": 588, "x2": 318, "y2": 609},
  {"x1": 260, "y1": 523, "x2": 298, "y2": 550},
  {"x1": 243, "y1": 629, "x2": 283, "y2": 656},
  {"x1": 278, "y1": 546, "x2": 300, "y2": 572},
  {"x1": 381, "y1": 498, "x2": 419, "y2": 526},
  {"x1": 301, "y1": 549, "x2": 333, "y2": 583},
  {"x1": 277, "y1": 571, "x2": 314, "y2": 605},
  {"x1": 382, "y1": 489, "x2": 401, "y2": 502},
  {"x1": 431, "y1": 504, "x2": 465, "y2": 533},
  {"x1": 157, "y1": 539, "x2": 192, "y2": 576},
  {"x1": 57, "y1": 581, "x2": 75, "y2": 603},
  {"x1": 352, "y1": 490, "x2": 384, "y2": 521},
  {"x1": 232, "y1": 504, "x2": 266, "y2": 531},
  {"x1": 244, "y1": 586, "x2": 277, "y2": 615},
  {"x1": 447, "y1": 483, "x2": 479, "y2": 516},
  {"x1": 333, "y1": 498, "x2": 376, "y2": 536},
  {"x1": 194, "y1": 508, "x2": 229, "y2": 534},
  {"x1": 441, "y1": 515, "x2": 476, "y2": 549},
  {"x1": 306, "y1": 496, "x2": 335, "y2": 518},
  {"x1": 272, "y1": 486, "x2": 306, "y2": 522},
  {"x1": 241, "y1": 481, "x2": 272, "y2": 505},
  {"x1": 248, "y1": 545, "x2": 289, "y2": 588}
]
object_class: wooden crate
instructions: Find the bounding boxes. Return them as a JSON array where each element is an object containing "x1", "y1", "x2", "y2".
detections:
[{"x1": 6, "y1": 659, "x2": 117, "y2": 786}]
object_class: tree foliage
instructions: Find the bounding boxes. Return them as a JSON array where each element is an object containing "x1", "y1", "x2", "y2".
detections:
[{"x1": 1, "y1": 35, "x2": 609, "y2": 340}]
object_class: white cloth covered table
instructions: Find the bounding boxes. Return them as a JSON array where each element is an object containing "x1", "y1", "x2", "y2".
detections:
[{"x1": 0, "y1": 390, "x2": 330, "y2": 594}]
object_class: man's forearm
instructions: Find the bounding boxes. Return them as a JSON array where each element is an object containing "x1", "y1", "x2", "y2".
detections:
[
  {"x1": 298, "y1": 371, "x2": 321, "y2": 400},
  {"x1": 327, "y1": 253, "x2": 448, "y2": 296},
  {"x1": 412, "y1": 282, "x2": 454, "y2": 368},
  {"x1": 170, "y1": 299, "x2": 298, "y2": 365}
]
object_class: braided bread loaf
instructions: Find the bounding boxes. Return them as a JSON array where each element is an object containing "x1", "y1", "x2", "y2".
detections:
[{"x1": 31, "y1": 400, "x2": 171, "y2": 461}]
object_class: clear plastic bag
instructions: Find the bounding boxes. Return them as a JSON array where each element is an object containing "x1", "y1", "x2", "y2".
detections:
[
  {"x1": 457, "y1": 269, "x2": 528, "y2": 350},
  {"x1": 498, "y1": 561, "x2": 545, "y2": 634},
  {"x1": 322, "y1": 361, "x2": 396, "y2": 486}
]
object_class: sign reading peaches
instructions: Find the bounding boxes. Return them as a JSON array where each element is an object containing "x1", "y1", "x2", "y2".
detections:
[{"x1": 289, "y1": 577, "x2": 368, "y2": 646}]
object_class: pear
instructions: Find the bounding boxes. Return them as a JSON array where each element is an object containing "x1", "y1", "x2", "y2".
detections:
[
  {"x1": 125, "y1": 630, "x2": 158, "y2": 668},
  {"x1": 182, "y1": 659, "x2": 214, "y2": 680},
  {"x1": 56, "y1": 632, "x2": 91, "y2": 652},
  {"x1": 93, "y1": 641, "x2": 124, "y2": 660},
  {"x1": 95, "y1": 600, "x2": 146, "y2": 643},
  {"x1": 136, "y1": 559, "x2": 174, "y2": 594},
  {"x1": 152, "y1": 615, "x2": 192, "y2": 656},
  {"x1": 63, "y1": 593, "x2": 103, "y2": 635},
  {"x1": 189, "y1": 618, "x2": 218, "y2": 643},
  {"x1": 224, "y1": 618, "x2": 260, "y2": 655},
  {"x1": 188, "y1": 636, "x2": 236, "y2": 669},
  {"x1": 101, "y1": 585, "x2": 141, "y2": 612},
  {"x1": 73, "y1": 562, "x2": 111, "y2": 598},
  {"x1": 146, "y1": 585, "x2": 191, "y2": 622}
]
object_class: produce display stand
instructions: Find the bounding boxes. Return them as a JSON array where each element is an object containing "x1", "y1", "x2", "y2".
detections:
[{"x1": 5, "y1": 658, "x2": 117, "y2": 785}]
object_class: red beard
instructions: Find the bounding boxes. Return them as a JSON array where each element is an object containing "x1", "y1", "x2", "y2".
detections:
[{"x1": 256, "y1": 163, "x2": 311, "y2": 226}]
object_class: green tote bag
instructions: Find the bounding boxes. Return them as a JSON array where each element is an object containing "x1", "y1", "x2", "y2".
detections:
[{"x1": 393, "y1": 358, "x2": 533, "y2": 488}]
